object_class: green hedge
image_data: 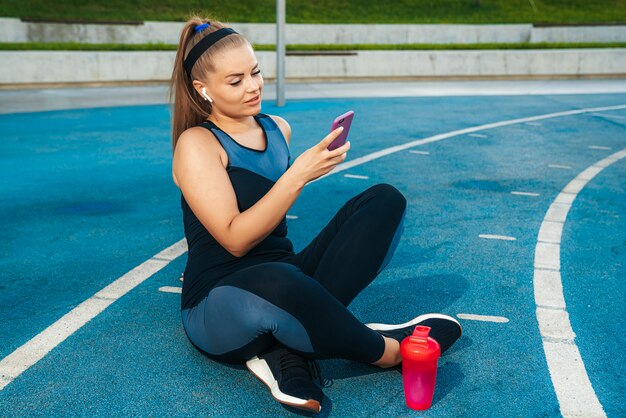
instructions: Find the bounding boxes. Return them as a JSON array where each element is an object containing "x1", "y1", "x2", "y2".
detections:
[{"x1": 2, "y1": 0, "x2": 625, "y2": 24}]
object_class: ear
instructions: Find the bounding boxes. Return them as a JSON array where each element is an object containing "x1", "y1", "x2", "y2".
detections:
[{"x1": 192, "y1": 80, "x2": 205, "y2": 97}]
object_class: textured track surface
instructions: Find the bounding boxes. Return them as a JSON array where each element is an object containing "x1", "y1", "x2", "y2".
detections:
[{"x1": 1, "y1": 92, "x2": 624, "y2": 416}]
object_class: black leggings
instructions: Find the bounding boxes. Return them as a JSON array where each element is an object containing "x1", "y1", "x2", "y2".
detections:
[{"x1": 181, "y1": 184, "x2": 407, "y2": 364}]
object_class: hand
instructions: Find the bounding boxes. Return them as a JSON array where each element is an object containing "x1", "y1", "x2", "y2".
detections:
[{"x1": 288, "y1": 127, "x2": 351, "y2": 186}]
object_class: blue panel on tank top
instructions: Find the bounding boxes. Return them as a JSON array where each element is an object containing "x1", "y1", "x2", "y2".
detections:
[{"x1": 200, "y1": 114, "x2": 290, "y2": 182}]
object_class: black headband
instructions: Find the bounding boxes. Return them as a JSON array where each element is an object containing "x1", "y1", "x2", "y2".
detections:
[{"x1": 183, "y1": 27, "x2": 237, "y2": 78}]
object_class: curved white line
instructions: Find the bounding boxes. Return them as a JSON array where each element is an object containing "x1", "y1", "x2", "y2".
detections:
[
  {"x1": 314, "y1": 104, "x2": 626, "y2": 182},
  {"x1": 0, "y1": 103, "x2": 624, "y2": 392},
  {"x1": 534, "y1": 148, "x2": 626, "y2": 418}
]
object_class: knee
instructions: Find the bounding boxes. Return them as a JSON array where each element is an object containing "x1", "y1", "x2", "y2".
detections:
[{"x1": 369, "y1": 183, "x2": 407, "y2": 215}]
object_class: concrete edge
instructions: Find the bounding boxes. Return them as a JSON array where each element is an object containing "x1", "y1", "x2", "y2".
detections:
[
  {"x1": 2, "y1": 17, "x2": 626, "y2": 44},
  {"x1": 1, "y1": 49, "x2": 625, "y2": 85}
]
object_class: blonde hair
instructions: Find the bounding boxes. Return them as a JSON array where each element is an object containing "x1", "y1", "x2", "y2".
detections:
[{"x1": 169, "y1": 16, "x2": 249, "y2": 153}]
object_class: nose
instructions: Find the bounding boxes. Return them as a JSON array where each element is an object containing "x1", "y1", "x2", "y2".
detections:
[{"x1": 246, "y1": 74, "x2": 261, "y2": 92}]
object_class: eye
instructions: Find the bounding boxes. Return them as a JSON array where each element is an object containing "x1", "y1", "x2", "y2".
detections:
[
  {"x1": 253, "y1": 69, "x2": 262, "y2": 76},
  {"x1": 229, "y1": 80, "x2": 241, "y2": 86}
]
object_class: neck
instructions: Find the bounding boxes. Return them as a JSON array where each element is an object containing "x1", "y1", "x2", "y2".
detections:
[{"x1": 208, "y1": 111, "x2": 256, "y2": 134}]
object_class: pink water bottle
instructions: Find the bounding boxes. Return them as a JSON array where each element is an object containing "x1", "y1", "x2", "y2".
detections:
[{"x1": 400, "y1": 325, "x2": 441, "y2": 410}]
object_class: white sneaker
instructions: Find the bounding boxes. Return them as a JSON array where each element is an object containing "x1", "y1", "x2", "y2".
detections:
[
  {"x1": 366, "y1": 313, "x2": 462, "y2": 353},
  {"x1": 246, "y1": 345, "x2": 323, "y2": 413}
]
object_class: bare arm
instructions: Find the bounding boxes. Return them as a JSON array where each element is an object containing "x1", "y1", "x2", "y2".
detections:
[{"x1": 173, "y1": 124, "x2": 349, "y2": 257}]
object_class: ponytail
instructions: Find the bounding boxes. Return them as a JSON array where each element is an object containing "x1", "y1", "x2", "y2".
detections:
[{"x1": 169, "y1": 16, "x2": 248, "y2": 153}]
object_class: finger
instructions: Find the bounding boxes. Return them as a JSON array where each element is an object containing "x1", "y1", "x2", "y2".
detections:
[
  {"x1": 328, "y1": 140, "x2": 350, "y2": 157},
  {"x1": 328, "y1": 152, "x2": 348, "y2": 165},
  {"x1": 319, "y1": 127, "x2": 344, "y2": 148}
]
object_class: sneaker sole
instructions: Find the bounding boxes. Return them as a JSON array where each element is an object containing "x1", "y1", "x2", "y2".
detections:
[
  {"x1": 366, "y1": 313, "x2": 462, "y2": 353},
  {"x1": 246, "y1": 356, "x2": 322, "y2": 413}
]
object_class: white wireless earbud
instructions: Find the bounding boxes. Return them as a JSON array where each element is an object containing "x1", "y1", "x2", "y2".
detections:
[{"x1": 201, "y1": 87, "x2": 213, "y2": 103}]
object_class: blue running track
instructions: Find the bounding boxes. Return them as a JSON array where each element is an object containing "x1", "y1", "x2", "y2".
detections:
[{"x1": 0, "y1": 93, "x2": 624, "y2": 416}]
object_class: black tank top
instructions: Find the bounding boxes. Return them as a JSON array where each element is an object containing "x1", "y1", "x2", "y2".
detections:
[{"x1": 180, "y1": 114, "x2": 295, "y2": 309}]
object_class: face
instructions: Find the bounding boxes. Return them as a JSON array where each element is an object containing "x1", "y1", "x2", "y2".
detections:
[{"x1": 197, "y1": 43, "x2": 263, "y2": 118}]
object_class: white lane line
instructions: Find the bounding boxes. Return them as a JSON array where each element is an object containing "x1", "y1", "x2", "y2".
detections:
[
  {"x1": 511, "y1": 191, "x2": 540, "y2": 197},
  {"x1": 549, "y1": 164, "x2": 573, "y2": 170},
  {"x1": 2, "y1": 103, "x2": 625, "y2": 392},
  {"x1": 457, "y1": 314, "x2": 509, "y2": 323},
  {"x1": 535, "y1": 243, "x2": 561, "y2": 271},
  {"x1": 311, "y1": 104, "x2": 626, "y2": 184},
  {"x1": 534, "y1": 270, "x2": 566, "y2": 309},
  {"x1": 0, "y1": 239, "x2": 188, "y2": 391},
  {"x1": 545, "y1": 203, "x2": 570, "y2": 223},
  {"x1": 286, "y1": 215, "x2": 298, "y2": 220},
  {"x1": 344, "y1": 174, "x2": 369, "y2": 179},
  {"x1": 563, "y1": 179, "x2": 589, "y2": 195},
  {"x1": 554, "y1": 192, "x2": 576, "y2": 205},
  {"x1": 159, "y1": 286, "x2": 182, "y2": 294},
  {"x1": 588, "y1": 145, "x2": 612, "y2": 150},
  {"x1": 537, "y1": 221, "x2": 565, "y2": 244},
  {"x1": 468, "y1": 133, "x2": 488, "y2": 138},
  {"x1": 533, "y1": 148, "x2": 625, "y2": 418},
  {"x1": 409, "y1": 150, "x2": 430, "y2": 155},
  {"x1": 479, "y1": 234, "x2": 516, "y2": 241}
]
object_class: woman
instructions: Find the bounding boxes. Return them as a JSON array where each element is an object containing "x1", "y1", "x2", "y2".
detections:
[{"x1": 170, "y1": 17, "x2": 461, "y2": 413}]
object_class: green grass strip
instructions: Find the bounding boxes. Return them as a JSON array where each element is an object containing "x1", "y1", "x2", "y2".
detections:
[
  {"x1": 2, "y1": 0, "x2": 625, "y2": 24},
  {"x1": 2, "y1": 42, "x2": 626, "y2": 51},
  {"x1": 0, "y1": 42, "x2": 178, "y2": 51}
]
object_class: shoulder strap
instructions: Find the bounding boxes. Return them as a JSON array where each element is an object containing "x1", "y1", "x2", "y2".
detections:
[
  {"x1": 255, "y1": 114, "x2": 288, "y2": 147},
  {"x1": 198, "y1": 120, "x2": 232, "y2": 149}
]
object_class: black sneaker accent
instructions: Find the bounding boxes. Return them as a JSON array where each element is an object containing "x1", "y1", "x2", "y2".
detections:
[
  {"x1": 246, "y1": 345, "x2": 324, "y2": 413},
  {"x1": 366, "y1": 313, "x2": 462, "y2": 354}
]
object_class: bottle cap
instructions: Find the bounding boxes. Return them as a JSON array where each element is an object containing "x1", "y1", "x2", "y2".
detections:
[{"x1": 400, "y1": 325, "x2": 441, "y2": 362}]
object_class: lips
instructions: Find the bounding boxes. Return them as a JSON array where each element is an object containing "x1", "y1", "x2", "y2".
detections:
[{"x1": 245, "y1": 94, "x2": 260, "y2": 104}]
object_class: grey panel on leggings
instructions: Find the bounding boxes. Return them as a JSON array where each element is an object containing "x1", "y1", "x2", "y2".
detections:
[
  {"x1": 183, "y1": 285, "x2": 314, "y2": 355},
  {"x1": 376, "y1": 207, "x2": 406, "y2": 276}
]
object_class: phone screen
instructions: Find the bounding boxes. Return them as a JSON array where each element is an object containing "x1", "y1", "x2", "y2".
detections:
[{"x1": 328, "y1": 110, "x2": 355, "y2": 151}]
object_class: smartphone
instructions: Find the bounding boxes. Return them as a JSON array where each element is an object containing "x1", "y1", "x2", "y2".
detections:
[{"x1": 327, "y1": 110, "x2": 355, "y2": 151}]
